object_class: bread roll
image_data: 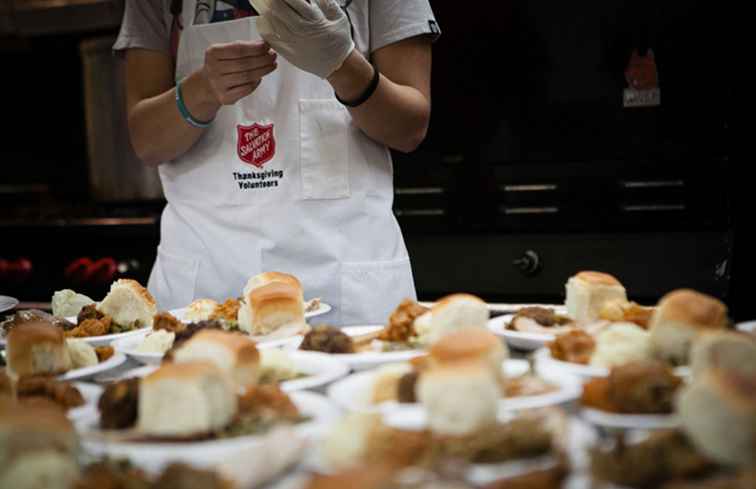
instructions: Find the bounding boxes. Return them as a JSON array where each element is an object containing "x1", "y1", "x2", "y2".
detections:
[
  {"x1": 242, "y1": 271, "x2": 303, "y2": 300},
  {"x1": 0, "y1": 402, "x2": 79, "y2": 489},
  {"x1": 565, "y1": 271, "x2": 627, "y2": 323},
  {"x1": 138, "y1": 361, "x2": 237, "y2": 437},
  {"x1": 649, "y1": 289, "x2": 729, "y2": 365},
  {"x1": 428, "y1": 328, "x2": 508, "y2": 381},
  {"x1": 66, "y1": 339, "x2": 98, "y2": 369},
  {"x1": 678, "y1": 368, "x2": 756, "y2": 467},
  {"x1": 5, "y1": 322, "x2": 71, "y2": 378},
  {"x1": 237, "y1": 282, "x2": 306, "y2": 337},
  {"x1": 184, "y1": 298, "x2": 220, "y2": 323},
  {"x1": 690, "y1": 330, "x2": 756, "y2": 379},
  {"x1": 51, "y1": 289, "x2": 94, "y2": 318},
  {"x1": 589, "y1": 322, "x2": 651, "y2": 369},
  {"x1": 417, "y1": 362, "x2": 500, "y2": 436},
  {"x1": 415, "y1": 294, "x2": 489, "y2": 345},
  {"x1": 304, "y1": 465, "x2": 396, "y2": 489},
  {"x1": 97, "y1": 279, "x2": 157, "y2": 329},
  {"x1": 173, "y1": 329, "x2": 260, "y2": 388}
]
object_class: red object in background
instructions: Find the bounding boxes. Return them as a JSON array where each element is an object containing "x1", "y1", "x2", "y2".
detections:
[
  {"x1": 0, "y1": 258, "x2": 33, "y2": 283},
  {"x1": 65, "y1": 257, "x2": 118, "y2": 286}
]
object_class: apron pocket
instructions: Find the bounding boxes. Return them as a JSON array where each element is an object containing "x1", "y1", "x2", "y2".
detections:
[
  {"x1": 340, "y1": 257, "x2": 416, "y2": 326},
  {"x1": 299, "y1": 99, "x2": 350, "y2": 200},
  {"x1": 149, "y1": 246, "x2": 200, "y2": 310}
]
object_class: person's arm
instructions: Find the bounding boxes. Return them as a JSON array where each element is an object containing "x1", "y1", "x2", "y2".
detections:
[
  {"x1": 327, "y1": 37, "x2": 432, "y2": 153},
  {"x1": 125, "y1": 42, "x2": 277, "y2": 167}
]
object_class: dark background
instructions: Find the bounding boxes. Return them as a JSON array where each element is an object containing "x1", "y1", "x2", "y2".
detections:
[{"x1": 0, "y1": 1, "x2": 739, "y2": 317}]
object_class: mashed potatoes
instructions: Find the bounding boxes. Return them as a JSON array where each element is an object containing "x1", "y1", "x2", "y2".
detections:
[
  {"x1": 259, "y1": 349, "x2": 300, "y2": 383},
  {"x1": 590, "y1": 322, "x2": 651, "y2": 368},
  {"x1": 52, "y1": 289, "x2": 94, "y2": 318},
  {"x1": 66, "y1": 339, "x2": 98, "y2": 368},
  {"x1": 135, "y1": 330, "x2": 175, "y2": 354}
]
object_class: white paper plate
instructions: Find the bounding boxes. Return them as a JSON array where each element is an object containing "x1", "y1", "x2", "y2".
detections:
[
  {"x1": 580, "y1": 407, "x2": 680, "y2": 431},
  {"x1": 289, "y1": 325, "x2": 425, "y2": 371},
  {"x1": 68, "y1": 382, "x2": 104, "y2": 423},
  {"x1": 328, "y1": 359, "x2": 581, "y2": 413},
  {"x1": 0, "y1": 295, "x2": 19, "y2": 314},
  {"x1": 58, "y1": 352, "x2": 127, "y2": 381},
  {"x1": 534, "y1": 348, "x2": 690, "y2": 380},
  {"x1": 488, "y1": 314, "x2": 557, "y2": 351},
  {"x1": 81, "y1": 391, "x2": 340, "y2": 474},
  {"x1": 736, "y1": 320, "x2": 756, "y2": 334}
]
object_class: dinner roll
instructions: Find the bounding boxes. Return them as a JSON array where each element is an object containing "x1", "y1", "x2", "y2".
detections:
[
  {"x1": 0, "y1": 402, "x2": 79, "y2": 489},
  {"x1": 184, "y1": 298, "x2": 220, "y2": 323},
  {"x1": 138, "y1": 361, "x2": 237, "y2": 437},
  {"x1": 565, "y1": 271, "x2": 627, "y2": 323},
  {"x1": 415, "y1": 294, "x2": 489, "y2": 345},
  {"x1": 417, "y1": 362, "x2": 500, "y2": 436},
  {"x1": 428, "y1": 328, "x2": 508, "y2": 380},
  {"x1": 172, "y1": 329, "x2": 260, "y2": 388},
  {"x1": 97, "y1": 279, "x2": 157, "y2": 329},
  {"x1": 649, "y1": 289, "x2": 729, "y2": 365},
  {"x1": 690, "y1": 330, "x2": 756, "y2": 379},
  {"x1": 242, "y1": 271, "x2": 304, "y2": 300},
  {"x1": 237, "y1": 281, "x2": 306, "y2": 337},
  {"x1": 678, "y1": 368, "x2": 756, "y2": 467},
  {"x1": 6, "y1": 321, "x2": 70, "y2": 378},
  {"x1": 305, "y1": 465, "x2": 396, "y2": 489},
  {"x1": 589, "y1": 322, "x2": 651, "y2": 369}
]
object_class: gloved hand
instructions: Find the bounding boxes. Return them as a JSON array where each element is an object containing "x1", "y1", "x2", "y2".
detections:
[{"x1": 256, "y1": 0, "x2": 355, "y2": 79}]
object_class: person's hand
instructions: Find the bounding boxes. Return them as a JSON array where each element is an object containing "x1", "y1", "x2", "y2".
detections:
[
  {"x1": 200, "y1": 40, "x2": 278, "y2": 105},
  {"x1": 257, "y1": 0, "x2": 355, "y2": 79}
]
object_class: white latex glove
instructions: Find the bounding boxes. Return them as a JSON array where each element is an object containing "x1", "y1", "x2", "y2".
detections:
[{"x1": 256, "y1": 0, "x2": 355, "y2": 79}]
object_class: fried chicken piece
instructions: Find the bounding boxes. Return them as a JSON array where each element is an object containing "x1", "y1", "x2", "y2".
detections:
[
  {"x1": 379, "y1": 299, "x2": 429, "y2": 343},
  {"x1": 605, "y1": 360, "x2": 682, "y2": 414},
  {"x1": 95, "y1": 346, "x2": 115, "y2": 362},
  {"x1": 548, "y1": 329, "x2": 596, "y2": 364},
  {"x1": 98, "y1": 378, "x2": 139, "y2": 430},
  {"x1": 66, "y1": 316, "x2": 112, "y2": 338},
  {"x1": 77, "y1": 304, "x2": 104, "y2": 324},
  {"x1": 581, "y1": 378, "x2": 618, "y2": 412},
  {"x1": 237, "y1": 384, "x2": 300, "y2": 421},
  {"x1": 210, "y1": 299, "x2": 240, "y2": 323},
  {"x1": 153, "y1": 311, "x2": 185, "y2": 333},
  {"x1": 16, "y1": 375, "x2": 85, "y2": 410},
  {"x1": 599, "y1": 301, "x2": 655, "y2": 329}
]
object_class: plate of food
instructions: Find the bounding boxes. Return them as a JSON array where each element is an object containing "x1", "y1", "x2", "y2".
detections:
[
  {"x1": 590, "y1": 361, "x2": 756, "y2": 489},
  {"x1": 81, "y1": 360, "x2": 340, "y2": 473},
  {"x1": 2, "y1": 319, "x2": 127, "y2": 383},
  {"x1": 487, "y1": 307, "x2": 574, "y2": 351},
  {"x1": 0, "y1": 295, "x2": 18, "y2": 314},
  {"x1": 292, "y1": 294, "x2": 499, "y2": 371},
  {"x1": 578, "y1": 360, "x2": 685, "y2": 431},
  {"x1": 327, "y1": 355, "x2": 581, "y2": 414},
  {"x1": 0, "y1": 280, "x2": 157, "y2": 348}
]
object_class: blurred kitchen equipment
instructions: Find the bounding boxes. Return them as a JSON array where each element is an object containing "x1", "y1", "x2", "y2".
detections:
[{"x1": 79, "y1": 35, "x2": 163, "y2": 202}]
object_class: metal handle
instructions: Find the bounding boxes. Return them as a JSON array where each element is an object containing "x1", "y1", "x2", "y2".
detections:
[{"x1": 512, "y1": 250, "x2": 541, "y2": 276}]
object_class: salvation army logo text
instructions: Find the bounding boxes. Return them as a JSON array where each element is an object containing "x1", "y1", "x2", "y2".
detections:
[{"x1": 237, "y1": 122, "x2": 275, "y2": 167}]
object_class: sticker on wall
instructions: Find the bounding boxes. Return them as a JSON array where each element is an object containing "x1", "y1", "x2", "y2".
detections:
[{"x1": 623, "y1": 49, "x2": 661, "y2": 108}]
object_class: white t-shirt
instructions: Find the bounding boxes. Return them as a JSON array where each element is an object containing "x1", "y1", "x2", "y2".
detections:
[{"x1": 113, "y1": 0, "x2": 440, "y2": 60}]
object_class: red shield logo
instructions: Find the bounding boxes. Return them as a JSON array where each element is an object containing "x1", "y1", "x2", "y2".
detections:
[{"x1": 237, "y1": 122, "x2": 275, "y2": 168}]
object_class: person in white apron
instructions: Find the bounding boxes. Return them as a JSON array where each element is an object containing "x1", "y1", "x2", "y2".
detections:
[{"x1": 114, "y1": 0, "x2": 439, "y2": 325}]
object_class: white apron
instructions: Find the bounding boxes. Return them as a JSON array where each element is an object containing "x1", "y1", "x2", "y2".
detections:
[{"x1": 147, "y1": 4, "x2": 416, "y2": 326}]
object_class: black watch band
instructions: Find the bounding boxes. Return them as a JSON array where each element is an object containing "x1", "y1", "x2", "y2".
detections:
[{"x1": 335, "y1": 64, "x2": 380, "y2": 108}]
